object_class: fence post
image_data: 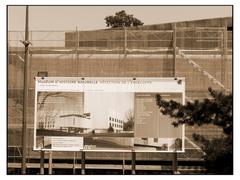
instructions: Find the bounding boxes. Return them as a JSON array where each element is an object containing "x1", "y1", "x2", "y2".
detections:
[
  {"x1": 73, "y1": 152, "x2": 76, "y2": 175},
  {"x1": 81, "y1": 150, "x2": 85, "y2": 175},
  {"x1": 40, "y1": 150, "x2": 45, "y2": 175},
  {"x1": 172, "y1": 152, "x2": 179, "y2": 174},
  {"x1": 131, "y1": 150, "x2": 136, "y2": 175},
  {"x1": 122, "y1": 152, "x2": 125, "y2": 175},
  {"x1": 48, "y1": 151, "x2": 53, "y2": 175}
]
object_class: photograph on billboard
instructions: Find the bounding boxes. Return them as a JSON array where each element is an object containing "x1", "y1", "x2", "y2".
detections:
[{"x1": 34, "y1": 77, "x2": 185, "y2": 152}]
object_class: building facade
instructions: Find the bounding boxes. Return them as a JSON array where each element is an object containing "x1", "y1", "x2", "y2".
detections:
[{"x1": 109, "y1": 116, "x2": 124, "y2": 132}]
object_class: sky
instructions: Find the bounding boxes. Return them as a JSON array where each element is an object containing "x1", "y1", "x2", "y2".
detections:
[
  {"x1": 85, "y1": 92, "x2": 134, "y2": 129},
  {"x1": 8, "y1": 6, "x2": 232, "y2": 31}
]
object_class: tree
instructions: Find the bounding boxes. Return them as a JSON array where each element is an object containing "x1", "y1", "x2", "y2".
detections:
[
  {"x1": 108, "y1": 125, "x2": 114, "y2": 133},
  {"x1": 37, "y1": 92, "x2": 62, "y2": 129},
  {"x1": 37, "y1": 105, "x2": 59, "y2": 129},
  {"x1": 123, "y1": 110, "x2": 134, "y2": 131},
  {"x1": 105, "y1": 10, "x2": 144, "y2": 28},
  {"x1": 155, "y1": 88, "x2": 233, "y2": 174},
  {"x1": 192, "y1": 133, "x2": 232, "y2": 174},
  {"x1": 38, "y1": 92, "x2": 62, "y2": 110}
]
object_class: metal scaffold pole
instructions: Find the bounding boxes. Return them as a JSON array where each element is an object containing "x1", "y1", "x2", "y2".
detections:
[
  {"x1": 172, "y1": 23, "x2": 178, "y2": 174},
  {"x1": 124, "y1": 27, "x2": 127, "y2": 55},
  {"x1": 221, "y1": 19, "x2": 228, "y2": 89},
  {"x1": 173, "y1": 23, "x2": 177, "y2": 77},
  {"x1": 21, "y1": 5, "x2": 30, "y2": 175},
  {"x1": 75, "y1": 27, "x2": 79, "y2": 76}
]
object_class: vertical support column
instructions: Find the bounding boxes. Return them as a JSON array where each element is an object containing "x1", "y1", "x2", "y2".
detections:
[
  {"x1": 81, "y1": 150, "x2": 85, "y2": 175},
  {"x1": 40, "y1": 150, "x2": 45, "y2": 175},
  {"x1": 221, "y1": 20, "x2": 228, "y2": 89},
  {"x1": 73, "y1": 152, "x2": 76, "y2": 175},
  {"x1": 172, "y1": 152, "x2": 178, "y2": 174},
  {"x1": 182, "y1": 88, "x2": 185, "y2": 152},
  {"x1": 48, "y1": 151, "x2": 53, "y2": 175},
  {"x1": 21, "y1": 5, "x2": 29, "y2": 175},
  {"x1": 131, "y1": 150, "x2": 136, "y2": 175},
  {"x1": 122, "y1": 152, "x2": 125, "y2": 175},
  {"x1": 75, "y1": 27, "x2": 79, "y2": 76},
  {"x1": 124, "y1": 27, "x2": 127, "y2": 55},
  {"x1": 173, "y1": 23, "x2": 177, "y2": 77}
]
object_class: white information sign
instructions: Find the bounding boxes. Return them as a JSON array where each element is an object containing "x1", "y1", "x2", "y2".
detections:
[{"x1": 34, "y1": 77, "x2": 185, "y2": 152}]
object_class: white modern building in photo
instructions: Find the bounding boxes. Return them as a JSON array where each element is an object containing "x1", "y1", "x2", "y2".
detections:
[
  {"x1": 84, "y1": 92, "x2": 134, "y2": 132},
  {"x1": 55, "y1": 114, "x2": 92, "y2": 132},
  {"x1": 109, "y1": 116, "x2": 124, "y2": 132}
]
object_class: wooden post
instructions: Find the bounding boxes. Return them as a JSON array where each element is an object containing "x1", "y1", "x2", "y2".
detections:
[
  {"x1": 81, "y1": 150, "x2": 85, "y2": 175},
  {"x1": 48, "y1": 151, "x2": 53, "y2": 175},
  {"x1": 131, "y1": 150, "x2": 136, "y2": 175},
  {"x1": 173, "y1": 23, "x2": 177, "y2": 77},
  {"x1": 122, "y1": 152, "x2": 125, "y2": 175},
  {"x1": 40, "y1": 150, "x2": 45, "y2": 175},
  {"x1": 73, "y1": 152, "x2": 76, "y2": 175},
  {"x1": 172, "y1": 152, "x2": 178, "y2": 174}
]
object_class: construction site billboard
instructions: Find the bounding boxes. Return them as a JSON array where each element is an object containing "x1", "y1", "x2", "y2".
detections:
[{"x1": 34, "y1": 77, "x2": 185, "y2": 152}]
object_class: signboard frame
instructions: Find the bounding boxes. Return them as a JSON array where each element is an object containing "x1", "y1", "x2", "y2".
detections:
[{"x1": 33, "y1": 77, "x2": 185, "y2": 153}]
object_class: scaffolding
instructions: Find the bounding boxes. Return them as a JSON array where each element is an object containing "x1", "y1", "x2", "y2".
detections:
[{"x1": 8, "y1": 25, "x2": 232, "y2": 174}]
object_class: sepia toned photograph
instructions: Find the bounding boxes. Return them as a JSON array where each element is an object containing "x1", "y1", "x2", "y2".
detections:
[
  {"x1": 7, "y1": 5, "x2": 233, "y2": 175},
  {"x1": 35, "y1": 91, "x2": 135, "y2": 150}
]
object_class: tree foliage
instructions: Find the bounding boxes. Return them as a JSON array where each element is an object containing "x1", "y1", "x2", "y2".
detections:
[
  {"x1": 156, "y1": 88, "x2": 233, "y2": 174},
  {"x1": 192, "y1": 133, "x2": 233, "y2": 174},
  {"x1": 108, "y1": 125, "x2": 114, "y2": 133},
  {"x1": 156, "y1": 88, "x2": 232, "y2": 135},
  {"x1": 123, "y1": 119, "x2": 134, "y2": 131},
  {"x1": 105, "y1": 10, "x2": 144, "y2": 28}
]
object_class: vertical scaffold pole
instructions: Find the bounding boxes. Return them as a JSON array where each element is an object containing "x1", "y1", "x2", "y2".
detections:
[
  {"x1": 21, "y1": 5, "x2": 29, "y2": 175},
  {"x1": 75, "y1": 27, "x2": 79, "y2": 76},
  {"x1": 221, "y1": 20, "x2": 228, "y2": 89},
  {"x1": 124, "y1": 27, "x2": 127, "y2": 55},
  {"x1": 173, "y1": 23, "x2": 177, "y2": 77}
]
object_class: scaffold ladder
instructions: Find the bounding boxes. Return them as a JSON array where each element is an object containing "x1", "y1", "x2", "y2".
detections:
[{"x1": 176, "y1": 47, "x2": 229, "y2": 92}]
